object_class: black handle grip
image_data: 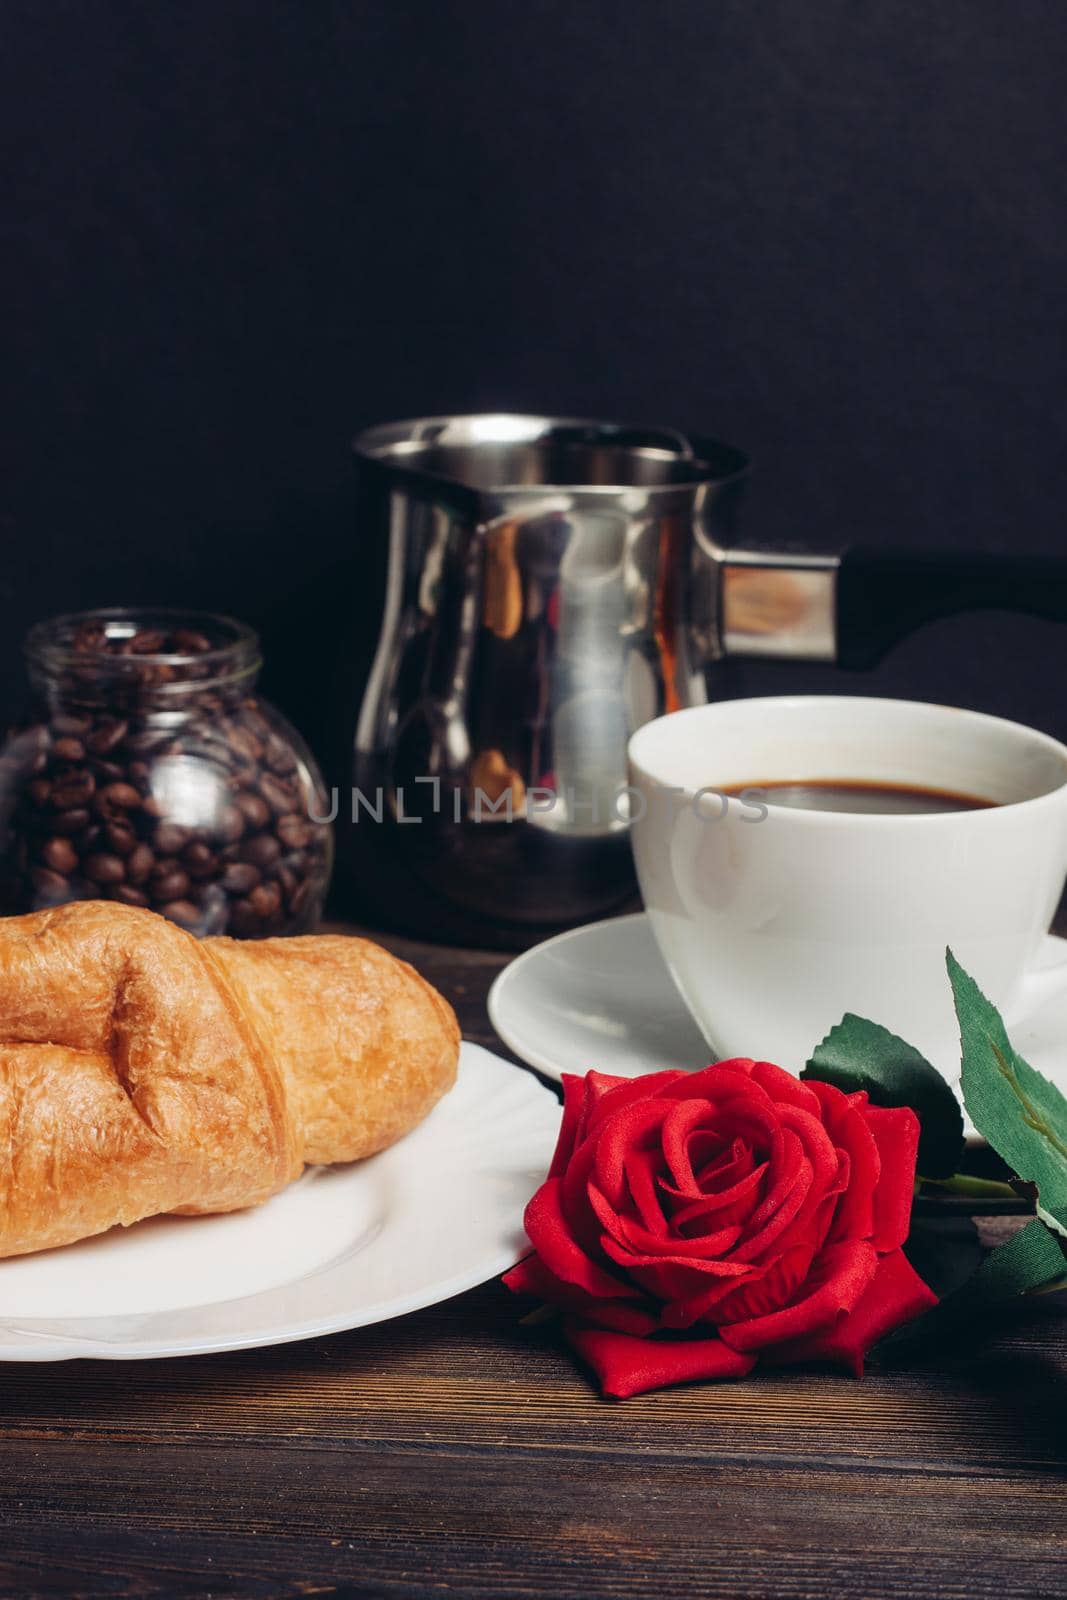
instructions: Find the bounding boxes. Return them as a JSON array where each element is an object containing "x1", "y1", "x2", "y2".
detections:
[{"x1": 836, "y1": 548, "x2": 1067, "y2": 670}]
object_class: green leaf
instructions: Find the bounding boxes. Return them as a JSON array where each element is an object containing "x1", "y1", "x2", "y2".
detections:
[
  {"x1": 881, "y1": 1218, "x2": 1066, "y2": 1356},
  {"x1": 803, "y1": 1013, "x2": 964, "y2": 1178},
  {"x1": 903, "y1": 1215, "x2": 983, "y2": 1300},
  {"x1": 1029, "y1": 1274, "x2": 1067, "y2": 1296},
  {"x1": 947, "y1": 950, "x2": 1067, "y2": 1234}
]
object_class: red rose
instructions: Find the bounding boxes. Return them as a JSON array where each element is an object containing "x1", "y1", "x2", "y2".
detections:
[{"x1": 504, "y1": 1061, "x2": 936, "y2": 1398}]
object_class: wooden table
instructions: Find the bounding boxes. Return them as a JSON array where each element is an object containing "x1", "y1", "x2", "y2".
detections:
[{"x1": 2, "y1": 926, "x2": 1064, "y2": 1600}]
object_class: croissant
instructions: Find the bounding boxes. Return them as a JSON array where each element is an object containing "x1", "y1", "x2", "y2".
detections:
[{"x1": 0, "y1": 901, "x2": 459, "y2": 1258}]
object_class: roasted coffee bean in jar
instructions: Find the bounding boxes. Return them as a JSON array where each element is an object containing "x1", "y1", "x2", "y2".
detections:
[{"x1": 0, "y1": 609, "x2": 333, "y2": 937}]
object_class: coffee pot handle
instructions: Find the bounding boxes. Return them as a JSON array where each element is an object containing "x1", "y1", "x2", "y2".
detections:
[{"x1": 836, "y1": 548, "x2": 1067, "y2": 670}]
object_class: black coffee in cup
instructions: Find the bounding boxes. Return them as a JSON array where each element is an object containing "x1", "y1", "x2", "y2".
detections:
[{"x1": 723, "y1": 780, "x2": 995, "y2": 815}]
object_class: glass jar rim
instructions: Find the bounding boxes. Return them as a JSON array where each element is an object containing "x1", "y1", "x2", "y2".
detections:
[{"x1": 26, "y1": 607, "x2": 263, "y2": 696}]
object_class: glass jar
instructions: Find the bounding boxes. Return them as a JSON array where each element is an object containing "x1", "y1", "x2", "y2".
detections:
[{"x1": 0, "y1": 608, "x2": 333, "y2": 938}]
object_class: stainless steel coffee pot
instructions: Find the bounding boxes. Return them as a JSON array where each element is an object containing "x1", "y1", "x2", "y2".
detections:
[{"x1": 350, "y1": 413, "x2": 1067, "y2": 945}]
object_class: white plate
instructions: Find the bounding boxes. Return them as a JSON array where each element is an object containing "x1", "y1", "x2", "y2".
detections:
[
  {"x1": 0, "y1": 1042, "x2": 560, "y2": 1362},
  {"x1": 489, "y1": 912, "x2": 1067, "y2": 1135}
]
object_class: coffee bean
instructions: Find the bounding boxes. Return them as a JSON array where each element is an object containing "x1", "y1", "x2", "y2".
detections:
[
  {"x1": 104, "y1": 821, "x2": 137, "y2": 857},
  {"x1": 90, "y1": 758, "x2": 125, "y2": 785},
  {"x1": 86, "y1": 718, "x2": 128, "y2": 755},
  {"x1": 100, "y1": 781, "x2": 142, "y2": 811},
  {"x1": 154, "y1": 822, "x2": 189, "y2": 855},
  {"x1": 239, "y1": 703, "x2": 272, "y2": 740},
  {"x1": 260, "y1": 774, "x2": 299, "y2": 816},
  {"x1": 127, "y1": 629, "x2": 167, "y2": 654},
  {"x1": 126, "y1": 844, "x2": 155, "y2": 885},
  {"x1": 228, "y1": 897, "x2": 262, "y2": 937},
  {"x1": 31, "y1": 866, "x2": 70, "y2": 899},
  {"x1": 211, "y1": 803, "x2": 244, "y2": 844},
  {"x1": 52, "y1": 807, "x2": 91, "y2": 835},
  {"x1": 27, "y1": 777, "x2": 51, "y2": 807},
  {"x1": 72, "y1": 622, "x2": 108, "y2": 652},
  {"x1": 275, "y1": 815, "x2": 310, "y2": 850},
  {"x1": 127, "y1": 760, "x2": 151, "y2": 788},
  {"x1": 157, "y1": 899, "x2": 202, "y2": 929},
  {"x1": 182, "y1": 841, "x2": 216, "y2": 880},
  {"x1": 84, "y1": 853, "x2": 125, "y2": 886},
  {"x1": 249, "y1": 881, "x2": 282, "y2": 919},
  {"x1": 241, "y1": 833, "x2": 281, "y2": 869},
  {"x1": 172, "y1": 629, "x2": 213, "y2": 654},
  {"x1": 234, "y1": 791, "x2": 270, "y2": 831},
  {"x1": 264, "y1": 735, "x2": 297, "y2": 775},
  {"x1": 51, "y1": 736, "x2": 86, "y2": 763},
  {"x1": 41, "y1": 836, "x2": 79, "y2": 875},
  {"x1": 227, "y1": 762, "x2": 260, "y2": 794},
  {"x1": 111, "y1": 883, "x2": 150, "y2": 908},
  {"x1": 127, "y1": 730, "x2": 168, "y2": 755},
  {"x1": 50, "y1": 770, "x2": 95, "y2": 809},
  {"x1": 226, "y1": 723, "x2": 263, "y2": 763},
  {"x1": 285, "y1": 847, "x2": 310, "y2": 880},
  {"x1": 151, "y1": 868, "x2": 190, "y2": 902},
  {"x1": 52, "y1": 713, "x2": 93, "y2": 738},
  {"x1": 287, "y1": 879, "x2": 311, "y2": 919},
  {"x1": 221, "y1": 861, "x2": 260, "y2": 895}
]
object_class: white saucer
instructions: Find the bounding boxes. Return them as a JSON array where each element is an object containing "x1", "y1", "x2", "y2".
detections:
[
  {"x1": 488, "y1": 913, "x2": 1067, "y2": 1134},
  {"x1": 0, "y1": 1042, "x2": 560, "y2": 1363}
]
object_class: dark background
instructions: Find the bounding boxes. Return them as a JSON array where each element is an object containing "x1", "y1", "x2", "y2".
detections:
[{"x1": 6, "y1": 0, "x2": 1067, "y2": 788}]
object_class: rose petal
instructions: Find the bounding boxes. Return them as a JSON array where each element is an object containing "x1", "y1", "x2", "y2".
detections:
[
  {"x1": 560, "y1": 1131, "x2": 610, "y2": 1259},
  {"x1": 667, "y1": 1158, "x2": 768, "y2": 1230},
  {"x1": 617, "y1": 1210, "x2": 742, "y2": 1262},
  {"x1": 593, "y1": 1099, "x2": 671, "y2": 1208},
  {"x1": 661, "y1": 1098, "x2": 722, "y2": 1191},
  {"x1": 687, "y1": 1129, "x2": 737, "y2": 1176},
  {"x1": 863, "y1": 1105, "x2": 922, "y2": 1252},
  {"x1": 665, "y1": 1236, "x2": 816, "y2": 1329},
  {"x1": 667, "y1": 1107, "x2": 784, "y2": 1204},
  {"x1": 661, "y1": 1059, "x2": 759, "y2": 1099},
  {"x1": 600, "y1": 1233, "x2": 752, "y2": 1277},
  {"x1": 549, "y1": 1073, "x2": 598, "y2": 1177},
  {"x1": 762, "y1": 1247, "x2": 937, "y2": 1375},
  {"x1": 729, "y1": 1128, "x2": 802, "y2": 1235},
  {"x1": 587, "y1": 1175, "x2": 745, "y2": 1260},
  {"x1": 624, "y1": 1146, "x2": 669, "y2": 1233},
  {"x1": 775, "y1": 1104, "x2": 840, "y2": 1197},
  {"x1": 524, "y1": 1178, "x2": 641, "y2": 1299},
  {"x1": 503, "y1": 1254, "x2": 660, "y2": 1335},
  {"x1": 728, "y1": 1154, "x2": 814, "y2": 1264},
  {"x1": 749, "y1": 1060, "x2": 822, "y2": 1113},
  {"x1": 583, "y1": 1070, "x2": 689, "y2": 1138},
  {"x1": 742, "y1": 1190, "x2": 838, "y2": 1298},
  {"x1": 602, "y1": 1252, "x2": 752, "y2": 1314},
  {"x1": 657, "y1": 1273, "x2": 753, "y2": 1329},
  {"x1": 563, "y1": 1321, "x2": 756, "y2": 1398},
  {"x1": 805, "y1": 1080, "x2": 880, "y2": 1243},
  {"x1": 718, "y1": 1239, "x2": 878, "y2": 1352}
]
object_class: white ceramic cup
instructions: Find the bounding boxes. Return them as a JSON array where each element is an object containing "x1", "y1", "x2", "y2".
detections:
[{"x1": 627, "y1": 696, "x2": 1067, "y2": 1075}]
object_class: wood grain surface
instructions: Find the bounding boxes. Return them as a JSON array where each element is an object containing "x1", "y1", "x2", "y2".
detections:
[{"x1": 1, "y1": 924, "x2": 1064, "y2": 1600}]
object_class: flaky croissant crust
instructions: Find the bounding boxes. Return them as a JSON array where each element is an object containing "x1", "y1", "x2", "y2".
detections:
[{"x1": 0, "y1": 902, "x2": 459, "y2": 1258}]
